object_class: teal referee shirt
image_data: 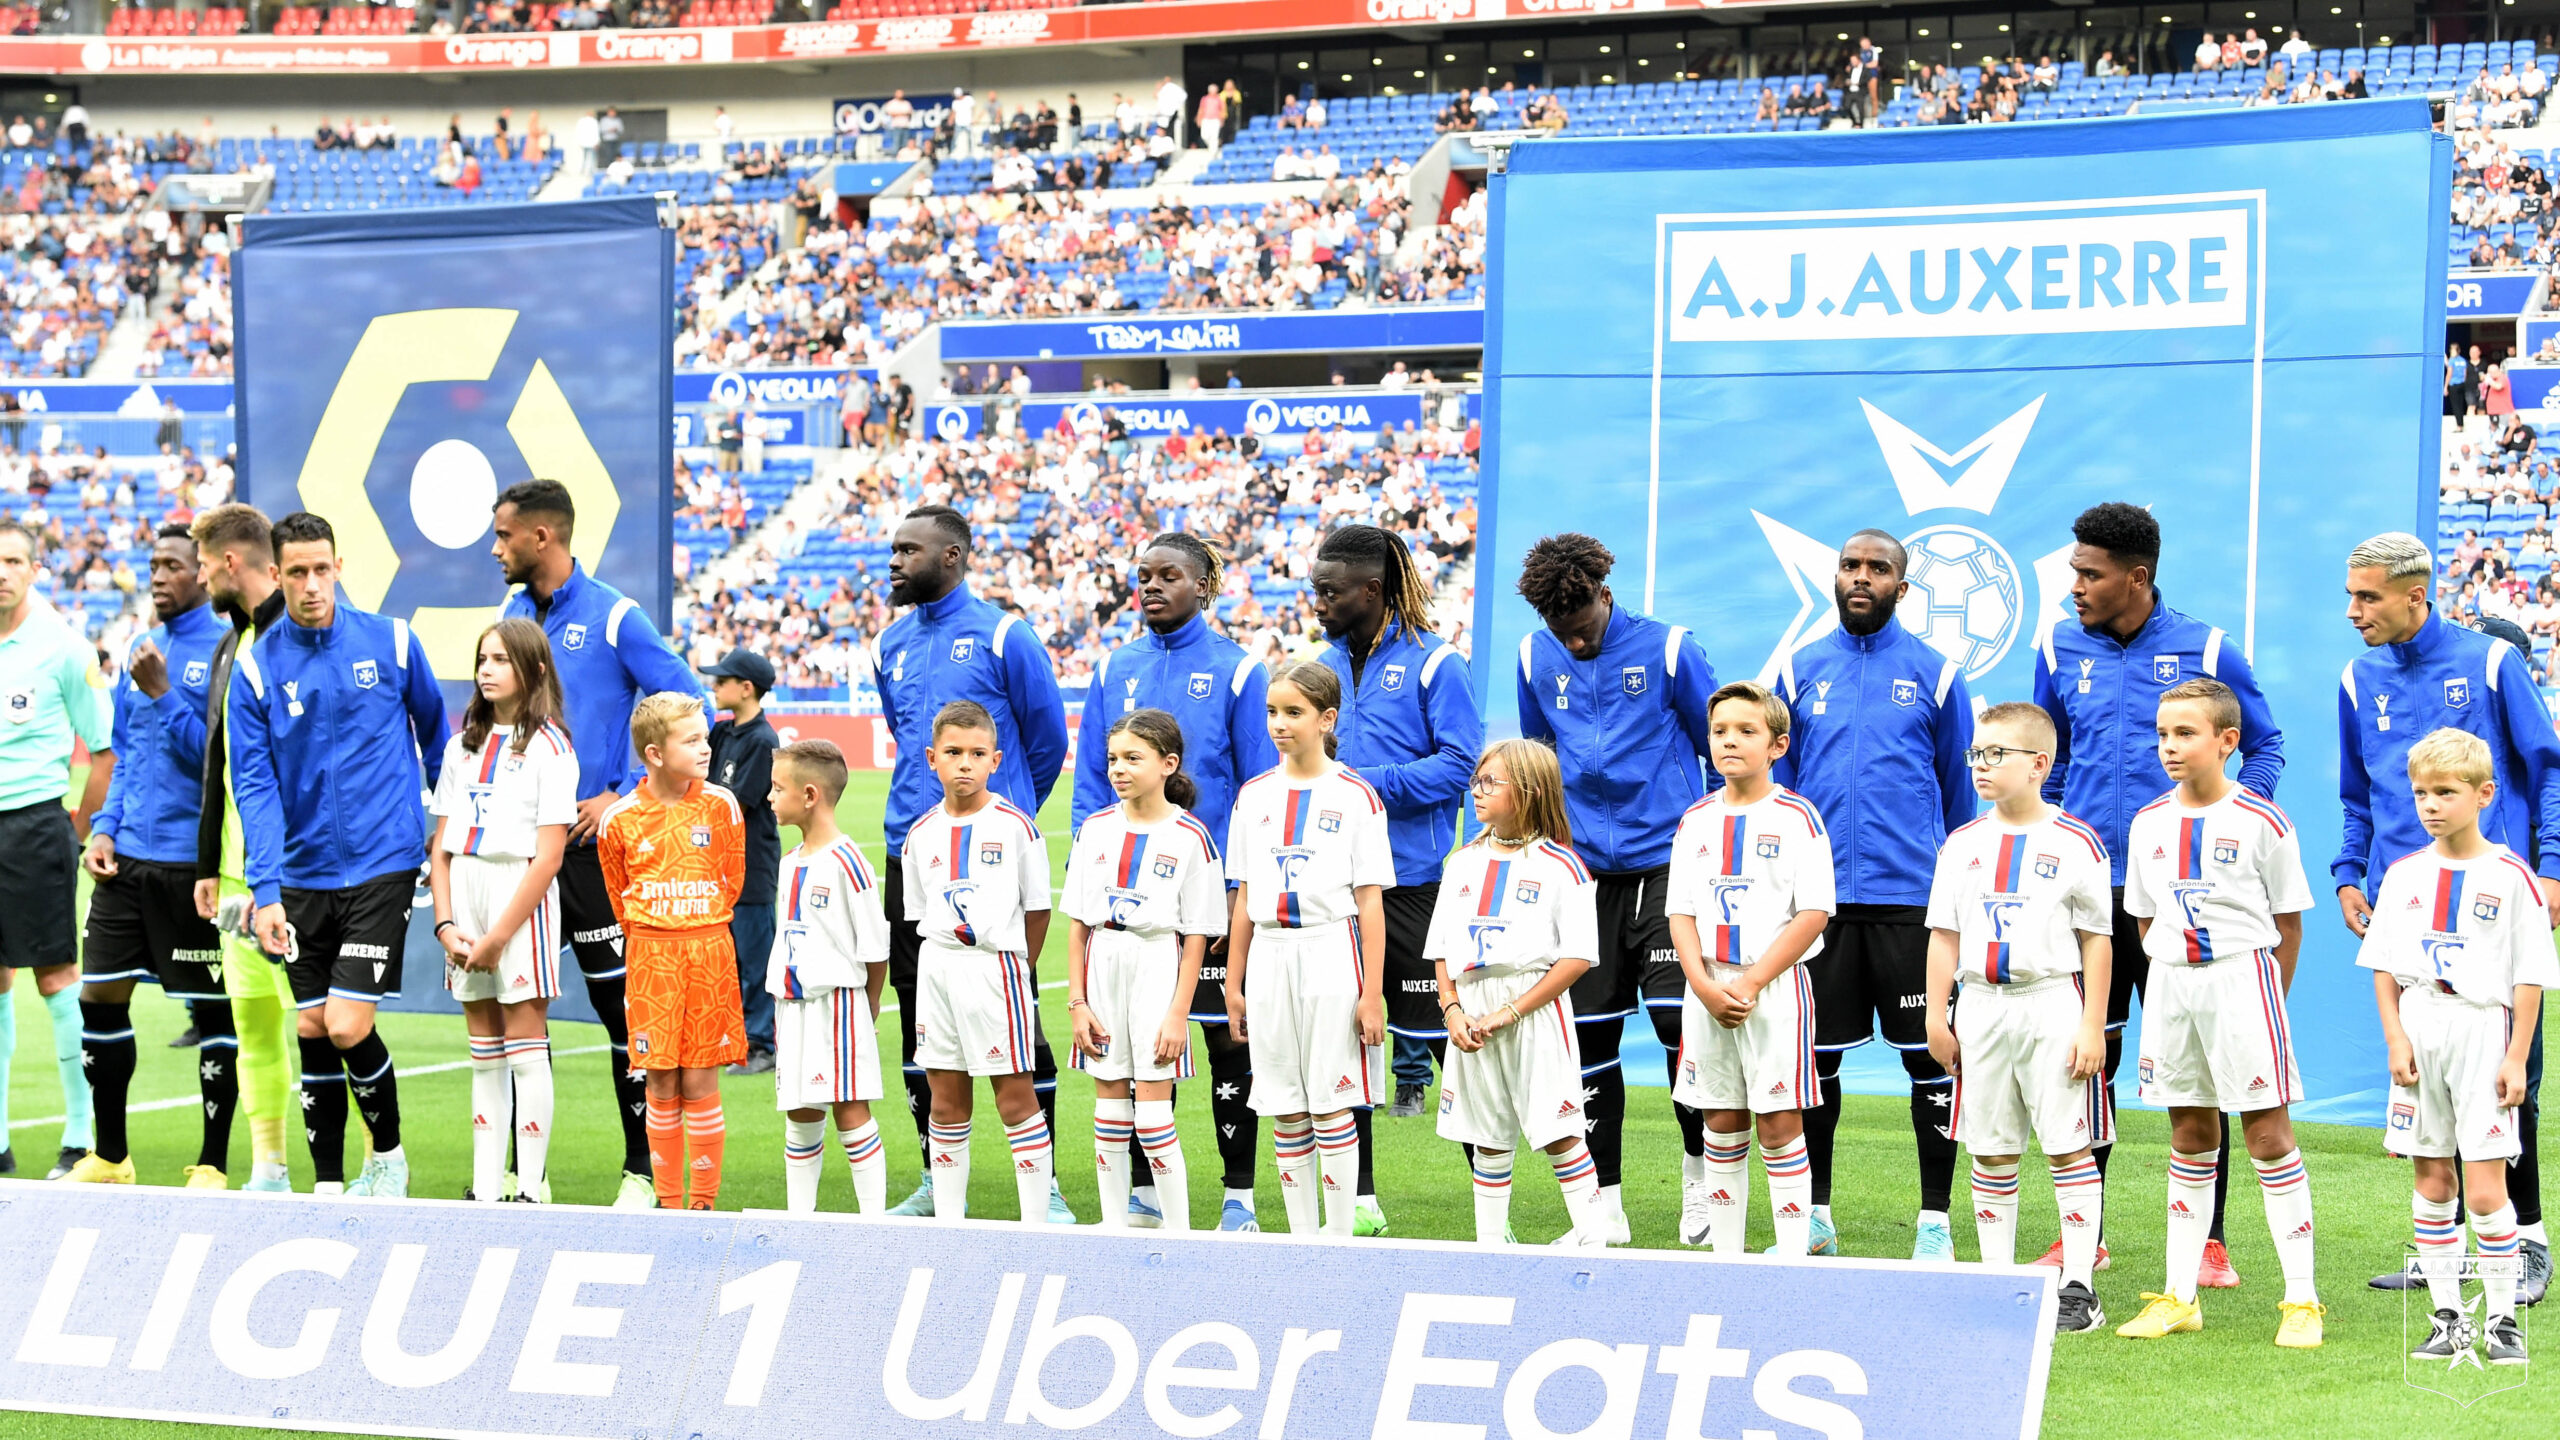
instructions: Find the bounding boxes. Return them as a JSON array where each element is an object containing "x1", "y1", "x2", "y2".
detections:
[{"x1": 0, "y1": 601, "x2": 112, "y2": 811}]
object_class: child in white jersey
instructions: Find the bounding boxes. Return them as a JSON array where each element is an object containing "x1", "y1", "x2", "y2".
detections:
[
  {"x1": 1666, "y1": 681, "x2": 1835, "y2": 1257},
  {"x1": 1925, "y1": 701, "x2": 2115, "y2": 1335},
  {"x1": 2116, "y1": 679, "x2": 2322, "y2": 1349},
  {"x1": 2360, "y1": 727, "x2": 2556, "y2": 1367},
  {"x1": 1226, "y1": 660, "x2": 1392, "y2": 1236},
  {"x1": 1066, "y1": 708, "x2": 1226, "y2": 1231},
  {"x1": 1428, "y1": 739, "x2": 1609, "y2": 1246},
  {"x1": 427, "y1": 619, "x2": 575, "y2": 1203},
  {"x1": 902, "y1": 700, "x2": 1055, "y2": 1223},
  {"x1": 768, "y1": 739, "x2": 891, "y2": 1214}
]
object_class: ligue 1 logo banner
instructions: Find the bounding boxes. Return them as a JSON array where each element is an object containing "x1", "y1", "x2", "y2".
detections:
[
  {"x1": 233, "y1": 196, "x2": 677, "y2": 686},
  {"x1": 1476, "y1": 103, "x2": 2450, "y2": 1121}
]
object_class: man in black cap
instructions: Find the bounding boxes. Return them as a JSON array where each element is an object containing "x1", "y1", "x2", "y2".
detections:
[{"x1": 705, "y1": 647, "x2": 781, "y2": 1075}]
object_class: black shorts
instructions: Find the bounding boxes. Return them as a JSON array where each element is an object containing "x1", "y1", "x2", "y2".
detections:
[
  {"x1": 558, "y1": 842, "x2": 629, "y2": 981},
  {"x1": 1381, "y1": 881, "x2": 1445, "y2": 1039},
  {"x1": 1569, "y1": 865, "x2": 1678, "y2": 1023},
  {"x1": 2107, "y1": 887, "x2": 2149, "y2": 1032},
  {"x1": 281, "y1": 871, "x2": 415, "y2": 1007},
  {"x1": 0, "y1": 800, "x2": 76, "y2": 970},
  {"x1": 1808, "y1": 904, "x2": 1930, "y2": 1051},
  {"x1": 81, "y1": 856, "x2": 223, "y2": 999}
]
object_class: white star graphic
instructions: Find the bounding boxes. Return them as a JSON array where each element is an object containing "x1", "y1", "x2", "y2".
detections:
[
  {"x1": 201, "y1": 1060, "x2": 220, "y2": 1083},
  {"x1": 1214, "y1": 1081, "x2": 1241, "y2": 1101},
  {"x1": 79, "y1": 1051, "x2": 95, "y2": 1068}
]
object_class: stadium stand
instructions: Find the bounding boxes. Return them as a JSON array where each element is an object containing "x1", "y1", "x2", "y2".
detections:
[
  {"x1": 104, "y1": 5, "x2": 245, "y2": 35},
  {"x1": 1886, "y1": 40, "x2": 2551, "y2": 126}
]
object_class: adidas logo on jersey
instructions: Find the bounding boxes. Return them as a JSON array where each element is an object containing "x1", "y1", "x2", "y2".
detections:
[
  {"x1": 1768, "y1": 1082, "x2": 1788, "y2": 1096},
  {"x1": 986, "y1": 1046, "x2": 1004, "y2": 1060},
  {"x1": 2247, "y1": 1076, "x2": 2269, "y2": 1092},
  {"x1": 1557, "y1": 1100, "x2": 1578, "y2": 1117},
  {"x1": 811, "y1": 1075, "x2": 827, "y2": 1088},
  {"x1": 2153, "y1": 846, "x2": 2167, "y2": 859},
  {"x1": 1335, "y1": 1076, "x2": 1355, "y2": 1092},
  {"x1": 2489, "y1": 1123, "x2": 2506, "y2": 1138}
]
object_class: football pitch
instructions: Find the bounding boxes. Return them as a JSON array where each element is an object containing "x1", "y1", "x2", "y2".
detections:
[{"x1": 3, "y1": 771, "x2": 2550, "y2": 1440}]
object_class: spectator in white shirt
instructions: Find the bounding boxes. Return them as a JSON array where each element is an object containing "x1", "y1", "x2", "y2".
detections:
[
  {"x1": 2196, "y1": 35, "x2": 2222, "y2": 71},
  {"x1": 1155, "y1": 76, "x2": 1187, "y2": 143},
  {"x1": 2280, "y1": 32, "x2": 2313, "y2": 61}
]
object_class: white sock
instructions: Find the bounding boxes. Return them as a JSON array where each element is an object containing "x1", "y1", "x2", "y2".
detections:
[
  {"x1": 1273, "y1": 1121, "x2": 1318, "y2": 1233},
  {"x1": 313, "y1": 1181, "x2": 344, "y2": 1196},
  {"x1": 2521, "y1": 1220, "x2": 2549, "y2": 1246},
  {"x1": 1764, "y1": 1136, "x2": 1812, "y2": 1256},
  {"x1": 1681, "y1": 1151, "x2": 1706, "y2": 1186},
  {"x1": 2053, "y1": 1156, "x2": 2104, "y2": 1288},
  {"x1": 1136, "y1": 1100, "x2": 1188, "y2": 1231},
  {"x1": 1551, "y1": 1138, "x2": 1605, "y2": 1239},
  {"x1": 2251, "y1": 1148, "x2": 2317, "y2": 1305},
  {"x1": 1471, "y1": 1147, "x2": 1514, "y2": 1244},
  {"x1": 505, "y1": 1038, "x2": 552, "y2": 1196},
  {"x1": 1314, "y1": 1112, "x2": 1359, "y2": 1236},
  {"x1": 1004, "y1": 1113, "x2": 1053, "y2": 1224},
  {"x1": 1972, "y1": 1160, "x2": 2021, "y2": 1265},
  {"x1": 841, "y1": 1121, "x2": 887, "y2": 1214},
  {"x1": 2165, "y1": 1149, "x2": 2218, "y2": 1304},
  {"x1": 467, "y1": 1040, "x2": 508, "y2": 1201},
  {"x1": 1225, "y1": 1185, "x2": 1256, "y2": 1215},
  {"x1": 928, "y1": 1120, "x2": 971, "y2": 1221},
  {"x1": 251, "y1": 1160, "x2": 288, "y2": 1185},
  {"x1": 1918, "y1": 1208, "x2": 1949, "y2": 1228},
  {"x1": 1702, "y1": 1129, "x2": 1751, "y2": 1255},
  {"x1": 1093, "y1": 1098, "x2": 1136, "y2": 1228},
  {"x1": 1599, "y1": 1181, "x2": 1626, "y2": 1226},
  {"x1": 2475, "y1": 1202, "x2": 2522, "y2": 1319},
  {"x1": 2415, "y1": 1191, "x2": 2464, "y2": 1313},
  {"x1": 784, "y1": 1117, "x2": 825, "y2": 1212}
]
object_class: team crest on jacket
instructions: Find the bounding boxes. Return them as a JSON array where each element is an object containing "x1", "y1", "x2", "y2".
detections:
[
  {"x1": 1755, "y1": 834, "x2": 1782, "y2": 859},
  {"x1": 183, "y1": 660, "x2": 208, "y2": 687},
  {"x1": 2213, "y1": 838, "x2": 2239, "y2": 865},
  {"x1": 1317, "y1": 810, "x2": 1343, "y2": 834},
  {"x1": 1382, "y1": 664, "x2": 1406, "y2": 693},
  {"x1": 1189, "y1": 672, "x2": 1214, "y2": 700},
  {"x1": 979, "y1": 843, "x2": 1004, "y2": 865},
  {"x1": 951, "y1": 637, "x2": 975, "y2": 664},
  {"x1": 690, "y1": 826, "x2": 711, "y2": 847},
  {"x1": 1622, "y1": 666, "x2": 1646, "y2": 697},
  {"x1": 2034, "y1": 853, "x2": 2060, "y2": 879},
  {"x1": 1515, "y1": 879, "x2": 1542, "y2": 904},
  {"x1": 2475, "y1": 893, "x2": 2502, "y2": 923},
  {"x1": 2152, "y1": 655, "x2": 2180, "y2": 684},
  {"x1": 563, "y1": 623, "x2": 587, "y2": 651},
  {"x1": 1891, "y1": 678, "x2": 1918, "y2": 706},
  {"x1": 811, "y1": 887, "x2": 832, "y2": 909},
  {"x1": 1153, "y1": 855, "x2": 1179, "y2": 879},
  {"x1": 2446, "y1": 677, "x2": 2472, "y2": 709},
  {"x1": 352, "y1": 658, "x2": 379, "y2": 689}
]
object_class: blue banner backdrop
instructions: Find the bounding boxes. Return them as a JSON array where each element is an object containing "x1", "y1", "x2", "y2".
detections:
[
  {"x1": 0, "y1": 1182, "x2": 2052, "y2": 1440},
  {"x1": 1475, "y1": 103, "x2": 2451, "y2": 1124},
  {"x1": 922, "y1": 389, "x2": 1477, "y2": 442},
  {"x1": 937, "y1": 305, "x2": 1484, "y2": 361},
  {"x1": 233, "y1": 197, "x2": 677, "y2": 687},
  {"x1": 2444, "y1": 268, "x2": 2541, "y2": 319}
]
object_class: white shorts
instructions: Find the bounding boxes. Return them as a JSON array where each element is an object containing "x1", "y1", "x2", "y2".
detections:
[
  {"x1": 442, "y1": 854, "x2": 562, "y2": 1006},
  {"x1": 1672, "y1": 963, "x2": 1816, "y2": 1113},
  {"x1": 1070, "y1": 928, "x2": 1197, "y2": 1083},
  {"x1": 775, "y1": 985, "x2": 883, "y2": 1110},
  {"x1": 1243, "y1": 921, "x2": 1384, "y2": 1116},
  {"x1": 1436, "y1": 968, "x2": 1586, "y2": 1150},
  {"x1": 1951, "y1": 976, "x2": 2113, "y2": 1157},
  {"x1": 2384, "y1": 984, "x2": 2524, "y2": 1162},
  {"x1": 914, "y1": 939, "x2": 1040, "y2": 1078},
  {"x1": 2134, "y1": 950, "x2": 2303, "y2": 1112}
]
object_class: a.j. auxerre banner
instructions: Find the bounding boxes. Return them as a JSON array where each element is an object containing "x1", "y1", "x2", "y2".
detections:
[
  {"x1": 1474, "y1": 102, "x2": 2450, "y2": 1124},
  {"x1": 0, "y1": 1183, "x2": 2054, "y2": 1440}
]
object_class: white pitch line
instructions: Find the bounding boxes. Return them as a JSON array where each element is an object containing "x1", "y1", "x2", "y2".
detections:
[{"x1": 8, "y1": 1043, "x2": 612, "y2": 1132}]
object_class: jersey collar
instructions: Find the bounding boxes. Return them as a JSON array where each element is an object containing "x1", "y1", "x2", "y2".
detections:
[
  {"x1": 1140, "y1": 611, "x2": 1209, "y2": 653},
  {"x1": 531, "y1": 561, "x2": 593, "y2": 619},
  {"x1": 2388, "y1": 608, "x2": 2455, "y2": 668},
  {"x1": 164, "y1": 602, "x2": 219, "y2": 642},
  {"x1": 918, "y1": 582, "x2": 976, "y2": 625}
]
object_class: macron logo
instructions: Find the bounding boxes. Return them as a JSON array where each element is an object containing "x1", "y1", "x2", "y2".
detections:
[{"x1": 1858, "y1": 396, "x2": 2041, "y2": 516}]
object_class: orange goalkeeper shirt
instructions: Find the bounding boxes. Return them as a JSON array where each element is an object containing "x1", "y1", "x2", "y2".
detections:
[{"x1": 599, "y1": 779, "x2": 747, "y2": 932}]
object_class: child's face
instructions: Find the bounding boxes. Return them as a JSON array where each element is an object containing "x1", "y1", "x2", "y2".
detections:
[
  {"x1": 649, "y1": 712, "x2": 712, "y2": 782},
  {"x1": 1267, "y1": 680, "x2": 1334, "y2": 758},
  {"x1": 711, "y1": 675, "x2": 755, "y2": 712},
  {"x1": 474, "y1": 635, "x2": 520, "y2": 710},
  {"x1": 1106, "y1": 732, "x2": 1177, "y2": 803},
  {"x1": 769, "y1": 758, "x2": 818, "y2": 829},
  {"x1": 1967, "y1": 720, "x2": 2049, "y2": 803},
  {"x1": 931, "y1": 723, "x2": 1001, "y2": 800},
  {"x1": 2413, "y1": 768, "x2": 2496, "y2": 837},
  {"x1": 1471, "y1": 756, "x2": 1518, "y2": 832},
  {"x1": 2154, "y1": 699, "x2": 2239, "y2": 785},
  {"x1": 1708, "y1": 698, "x2": 1786, "y2": 780}
]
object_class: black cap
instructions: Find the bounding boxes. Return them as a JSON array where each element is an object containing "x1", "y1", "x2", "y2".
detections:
[
  {"x1": 702, "y1": 647, "x2": 776, "y2": 694},
  {"x1": 2475, "y1": 615, "x2": 2535, "y2": 654}
]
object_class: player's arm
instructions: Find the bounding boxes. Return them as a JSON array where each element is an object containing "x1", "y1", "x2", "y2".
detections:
[
  {"x1": 2031, "y1": 648, "x2": 2068, "y2": 806},
  {"x1": 2070, "y1": 927, "x2": 2110, "y2": 1079},
  {"x1": 598, "y1": 813, "x2": 631, "y2": 926},
  {"x1": 2504, "y1": 984, "x2": 2544, "y2": 1108},
  {"x1": 1065, "y1": 915, "x2": 1104, "y2": 1058},
  {"x1": 1923, "y1": 845, "x2": 1963, "y2": 1072},
  {"x1": 1229, "y1": 657, "x2": 1278, "y2": 785},
  {"x1": 1669, "y1": 631, "x2": 1723, "y2": 793},
  {"x1": 2493, "y1": 645, "x2": 2560, "y2": 897},
  {"x1": 60, "y1": 644, "x2": 113, "y2": 840},
  {"x1": 226, "y1": 654, "x2": 287, "y2": 912},
  {"x1": 1352, "y1": 883, "x2": 1385, "y2": 1043},
  {"x1": 1740, "y1": 814, "x2": 1836, "y2": 1001},
  {"x1": 1358, "y1": 651, "x2": 1482, "y2": 809},
  {"x1": 2332, "y1": 678, "x2": 2376, "y2": 933},
  {"x1": 1162, "y1": 932, "x2": 1207, "y2": 1065},
  {"x1": 1002, "y1": 619, "x2": 1071, "y2": 813},
  {"x1": 427, "y1": 818, "x2": 469, "y2": 963},
  {"x1": 1513, "y1": 640, "x2": 1557, "y2": 749},
  {"x1": 154, "y1": 662, "x2": 209, "y2": 778},
  {"x1": 1223, "y1": 885, "x2": 1253, "y2": 1039},
  {"x1": 2373, "y1": 967, "x2": 2417, "y2": 1085},
  {"x1": 1741, "y1": 909, "x2": 1830, "y2": 1003},
  {"x1": 83, "y1": 670, "x2": 135, "y2": 874},
  {"x1": 2217, "y1": 638, "x2": 2286, "y2": 799},
  {"x1": 1068, "y1": 656, "x2": 1113, "y2": 836},
  {"x1": 400, "y1": 625, "x2": 452, "y2": 788},
  {"x1": 1934, "y1": 664, "x2": 1978, "y2": 833},
  {"x1": 2271, "y1": 912, "x2": 2302, "y2": 990}
]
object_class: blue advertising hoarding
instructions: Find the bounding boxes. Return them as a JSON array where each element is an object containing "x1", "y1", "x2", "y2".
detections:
[
  {"x1": 921, "y1": 388, "x2": 1476, "y2": 441},
  {"x1": 2445, "y1": 268, "x2": 2541, "y2": 319},
  {"x1": 1477, "y1": 104, "x2": 2449, "y2": 1122},
  {"x1": 939, "y1": 304, "x2": 1484, "y2": 361}
]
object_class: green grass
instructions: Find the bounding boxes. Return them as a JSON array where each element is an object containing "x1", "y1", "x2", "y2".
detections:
[{"x1": 4, "y1": 769, "x2": 2553, "y2": 1439}]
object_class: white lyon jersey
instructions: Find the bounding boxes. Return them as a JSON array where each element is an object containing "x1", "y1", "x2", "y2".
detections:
[
  {"x1": 1664, "y1": 789, "x2": 1836, "y2": 966},
  {"x1": 2122, "y1": 788, "x2": 2315, "y2": 966},
  {"x1": 901, "y1": 798, "x2": 1050, "y2": 955},
  {"x1": 1065, "y1": 806, "x2": 1227, "y2": 940},
  {"x1": 772, "y1": 837, "x2": 890, "y2": 998},
  {"x1": 2358, "y1": 842, "x2": 2560, "y2": 1006},
  {"x1": 1227, "y1": 764, "x2": 1394, "y2": 929},
  {"x1": 431, "y1": 723, "x2": 578, "y2": 858},
  {"x1": 1425, "y1": 838, "x2": 1601, "y2": 983},
  {"x1": 1927, "y1": 809, "x2": 2113, "y2": 985}
]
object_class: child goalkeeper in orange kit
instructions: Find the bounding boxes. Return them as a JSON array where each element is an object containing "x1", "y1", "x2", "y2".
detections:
[{"x1": 600, "y1": 692, "x2": 749, "y2": 1208}]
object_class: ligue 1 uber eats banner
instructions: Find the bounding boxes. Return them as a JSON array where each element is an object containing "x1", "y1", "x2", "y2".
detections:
[
  {"x1": 0, "y1": 1184, "x2": 2052, "y2": 1440},
  {"x1": 1476, "y1": 103, "x2": 2450, "y2": 1123}
]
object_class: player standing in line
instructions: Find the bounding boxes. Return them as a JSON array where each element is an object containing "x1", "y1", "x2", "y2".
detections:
[
  {"x1": 1226, "y1": 662, "x2": 1392, "y2": 1236},
  {"x1": 2115, "y1": 679, "x2": 2323, "y2": 1348},
  {"x1": 230, "y1": 512, "x2": 450, "y2": 1199},
  {"x1": 71, "y1": 524, "x2": 234, "y2": 1187},
  {"x1": 1512, "y1": 533, "x2": 1719, "y2": 1250},
  {"x1": 874, "y1": 505, "x2": 1071, "y2": 1221},
  {"x1": 766, "y1": 739, "x2": 891, "y2": 1214},
  {"x1": 0, "y1": 519, "x2": 110, "y2": 1179},
  {"x1": 2033, "y1": 503, "x2": 2283, "y2": 1284},
  {"x1": 1309, "y1": 523, "x2": 1481, "y2": 1238},
  {"x1": 427, "y1": 619, "x2": 574, "y2": 1204},
  {"x1": 1925, "y1": 702, "x2": 2115, "y2": 1335},
  {"x1": 1773, "y1": 528, "x2": 1975, "y2": 1260},
  {"x1": 704, "y1": 647, "x2": 781, "y2": 1077},
  {"x1": 189, "y1": 504, "x2": 297, "y2": 1192},
  {"x1": 1428, "y1": 739, "x2": 1610, "y2": 1247},
  {"x1": 1665, "y1": 683, "x2": 1833, "y2": 1257},
  {"x1": 2359, "y1": 728, "x2": 2555, "y2": 1366},
  {"x1": 493, "y1": 479, "x2": 702, "y2": 1210},
  {"x1": 1066, "y1": 709, "x2": 1224, "y2": 1230},
  {"x1": 903, "y1": 700, "x2": 1056, "y2": 1223},
  {"x1": 600, "y1": 693, "x2": 748, "y2": 1210},
  {"x1": 2340, "y1": 531, "x2": 2560, "y2": 1303},
  {"x1": 1071, "y1": 534, "x2": 1274, "y2": 1232}
]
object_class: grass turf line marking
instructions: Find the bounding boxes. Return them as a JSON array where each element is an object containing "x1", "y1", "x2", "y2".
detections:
[{"x1": 8, "y1": 1043, "x2": 612, "y2": 1131}]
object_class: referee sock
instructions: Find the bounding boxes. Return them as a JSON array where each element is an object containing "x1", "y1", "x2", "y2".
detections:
[
  {"x1": 506, "y1": 1038, "x2": 553, "y2": 1197},
  {"x1": 783, "y1": 1116, "x2": 826, "y2": 1213},
  {"x1": 46, "y1": 988, "x2": 92, "y2": 1152},
  {"x1": 1765, "y1": 1136, "x2": 1814, "y2": 1257},
  {"x1": 340, "y1": 1030, "x2": 401, "y2": 1152},
  {"x1": 1470, "y1": 1146, "x2": 1514, "y2": 1245},
  {"x1": 1093, "y1": 1098, "x2": 1137, "y2": 1228},
  {"x1": 2165, "y1": 1149, "x2": 2219, "y2": 1304},
  {"x1": 193, "y1": 1000, "x2": 239, "y2": 1172},
  {"x1": 1315, "y1": 1112, "x2": 1360, "y2": 1236},
  {"x1": 1273, "y1": 1120, "x2": 1318, "y2": 1233},
  {"x1": 1136, "y1": 1099, "x2": 1188, "y2": 1231},
  {"x1": 2053, "y1": 1156, "x2": 2105, "y2": 1289},
  {"x1": 646, "y1": 1093, "x2": 684, "y2": 1209},
  {"x1": 1702, "y1": 1128, "x2": 1752, "y2": 1256},
  {"x1": 1005, "y1": 1112, "x2": 1053, "y2": 1224},
  {"x1": 78, "y1": 1000, "x2": 136, "y2": 1164},
  {"x1": 929, "y1": 1120, "x2": 973, "y2": 1221},
  {"x1": 1971, "y1": 1160, "x2": 2022, "y2": 1266},
  {"x1": 2474, "y1": 1202, "x2": 2523, "y2": 1319},
  {"x1": 841, "y1": 1120, "x2": 887, "y2": 1214},
  {"x1": 299, "y1": 1036, "x2": 349, "y2": 1185},
  {"x1": 2252, "y1": 1148, "x2": 2317, "y2": 1304},
  {"x1": 681, "y1": 1094, "x2": 726, "y2": 1209},
  {"x1": 468, "y1": 1037, "x2": 510, "y2": 1200}
]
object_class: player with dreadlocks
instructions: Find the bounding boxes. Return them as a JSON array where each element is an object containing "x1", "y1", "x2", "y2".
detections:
[{"x1": 1307, "y1": 523, "x2": 1483, "y2": 1236}]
